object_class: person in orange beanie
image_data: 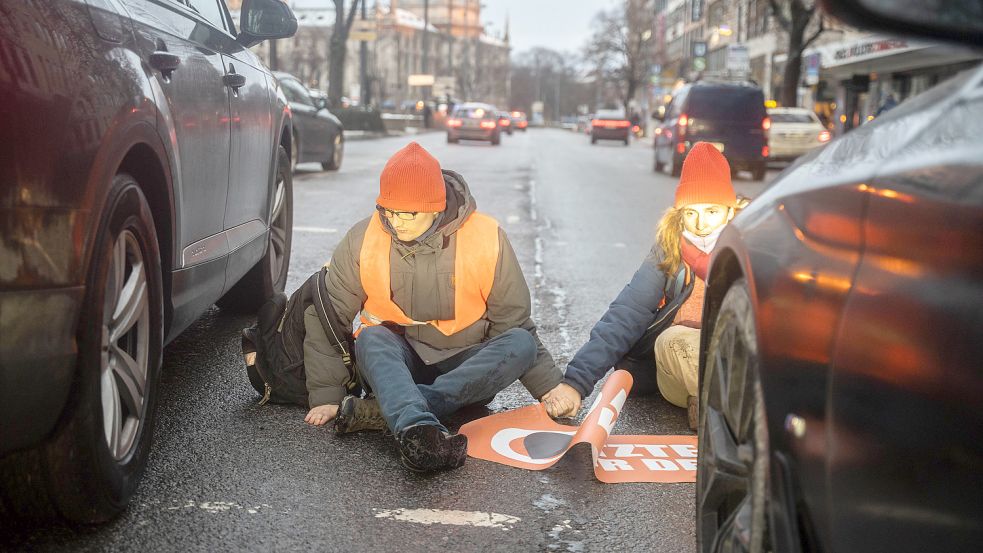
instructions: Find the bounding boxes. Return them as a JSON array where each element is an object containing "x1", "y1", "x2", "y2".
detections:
[
  {"x1": 541, "y1": 142, "x2": 745, "y2": 430},
  {"x1": 301, "y1": 142, "x2": 562, "y2": 472}
]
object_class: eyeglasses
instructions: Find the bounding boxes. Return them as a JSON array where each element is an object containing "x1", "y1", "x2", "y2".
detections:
[{"x1": 377, "y1": 206, "x2": 419, "y2": 221}]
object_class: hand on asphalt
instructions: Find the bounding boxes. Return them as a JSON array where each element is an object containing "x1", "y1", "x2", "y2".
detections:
[
  {"x1": 305, "y1": 404, "x2": 339, "y2": 426},
  {"x1": 542, "y1": 383, "x2": 581, "y2": 419}
]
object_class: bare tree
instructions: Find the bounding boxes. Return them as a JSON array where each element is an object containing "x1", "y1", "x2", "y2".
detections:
[
  {"x1": 769, "y1": 0, "x2": 825, "y2": 107},
  {"x1": 329, "y1": 0, "x2": 361, "y2": 106},
  {"x1": 583, "y1": 0, "x2": 655, "y2": 113},
  {"x1": 510, "y1": 47, "x2": 589, "y2": 119}
]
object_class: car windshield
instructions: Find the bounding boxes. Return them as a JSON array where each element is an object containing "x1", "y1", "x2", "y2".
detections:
[
  {"x1": 687, "y1": 88, "x2": 766, "y2": 121},
  {"x1": 771, "y1": 112, "x2": 817, "y2": 123},
  {"x1": 596, "y1": 110, "x2": 626, "y2": 119}
]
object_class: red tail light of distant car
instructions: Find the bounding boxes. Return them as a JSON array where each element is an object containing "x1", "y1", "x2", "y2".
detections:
[
  {"x1": 499, "y1": 118, "x2": 511, "y2": 126},
  {"x1": 819, "y1": 130, "x2": 831, "y2": 142},
  {"x1": 592, "y1": 119, "x2": 630, "y2": 128},
  {"x1": 447, "y1": 118, "x2": 463, "y2": 128}
]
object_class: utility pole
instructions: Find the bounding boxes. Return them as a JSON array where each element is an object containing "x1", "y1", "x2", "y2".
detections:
[
  {"x1": 359, "y1": 0, "x2": 370, "y2": 106},
  {"x1": 422, "y1": 0, "x2": 430, "y2": 100},
  {"x1": 447, "y1": 0, "x2": 453, "y2": 71}
]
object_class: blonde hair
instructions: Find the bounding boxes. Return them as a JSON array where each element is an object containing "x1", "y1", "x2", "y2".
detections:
[{"x1": 655, "y1": 207, "x2": 685, "y2": 276}]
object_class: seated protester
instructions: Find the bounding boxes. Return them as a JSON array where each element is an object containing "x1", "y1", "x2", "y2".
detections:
[
  {"x1": 302, "y1": 142, "x2": 562, "y2": 472},
  {"x1": 541, "y1": 142, "x2": 740, "y2": 430}
]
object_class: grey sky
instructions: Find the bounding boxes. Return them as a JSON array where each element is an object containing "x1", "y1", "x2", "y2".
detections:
[{"x1": 481, "y1": 0, "x2": 618, "y2": 56}]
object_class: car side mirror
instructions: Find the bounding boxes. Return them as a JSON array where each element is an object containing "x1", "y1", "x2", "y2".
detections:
[
  {"x1": 313, "y1": 96, "x2": 328, "y2": 110},
  {"x1": 237, "y1": 0, "x2": 298, "y2": 48}
]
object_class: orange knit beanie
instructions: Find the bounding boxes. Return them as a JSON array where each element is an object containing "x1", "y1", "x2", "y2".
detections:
[
  {"x1": 377, "y1": 142, "x2": 447, "y2": 212},
  {"x1": 674, "y1": 142, "x2": 737, "y2": 208}
]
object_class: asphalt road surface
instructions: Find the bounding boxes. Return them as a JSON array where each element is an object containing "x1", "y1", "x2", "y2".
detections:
[{"x1": 4, "y1": 129, "x2": 774, "y2": 552}]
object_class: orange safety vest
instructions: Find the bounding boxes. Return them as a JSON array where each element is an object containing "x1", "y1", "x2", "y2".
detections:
[{"x1": 357, "y1": 211, "x2": 500, "y2": 337}]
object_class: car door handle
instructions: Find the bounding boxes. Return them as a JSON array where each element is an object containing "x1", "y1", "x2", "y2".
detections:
[
  {"x1": 223, "y1": 72, "x2": 246, "y2": 91},
  {"x1": 149, "y1": 51, "x2": 180, "y2": 78}
]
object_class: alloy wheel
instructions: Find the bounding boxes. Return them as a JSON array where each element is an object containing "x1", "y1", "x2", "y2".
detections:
[
  {"x1": 100, "y1": 229, "x2": 150, "y2": 462},
  {"x1": 697, "y1": 288, "x2": 769, "y2": 553}
]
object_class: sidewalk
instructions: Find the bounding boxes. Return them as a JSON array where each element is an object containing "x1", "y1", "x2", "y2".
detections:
[{"x1": 344, "y1": 128, "x2": 441, "y2": 141}]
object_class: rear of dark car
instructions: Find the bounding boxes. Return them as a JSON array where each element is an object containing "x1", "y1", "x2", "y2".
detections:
[
  {"x1": 446, "y1": 104, "x2": 501, "y2": 145},
  {"x1": 591, "y1": 109, "x2": 631, "y2": 144},
  {"x1": 656, "y1": 83, "x2": 769, "y2": 179}
]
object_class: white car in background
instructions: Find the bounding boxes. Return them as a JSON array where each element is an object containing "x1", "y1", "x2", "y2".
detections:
[{"x1": 766, "y1": 107, "x2": 831, "y2": 162}]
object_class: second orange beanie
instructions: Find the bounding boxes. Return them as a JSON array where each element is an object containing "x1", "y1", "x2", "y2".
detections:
[{"x1": 674, "y1": 142, "x2": 737, "y2": 208}]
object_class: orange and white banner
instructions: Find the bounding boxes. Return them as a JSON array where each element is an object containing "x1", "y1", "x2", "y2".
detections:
[{"x1": 459, "y1": 370, "x2": 697, "y2": 483}]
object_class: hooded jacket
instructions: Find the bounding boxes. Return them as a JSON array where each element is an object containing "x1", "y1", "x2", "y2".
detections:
[
  {"x1": 303, "y1": 170, "x2": 562, "y2": 407},
  {"x1": 562, "y1": 244, "x2": 693, "y2": 399}
]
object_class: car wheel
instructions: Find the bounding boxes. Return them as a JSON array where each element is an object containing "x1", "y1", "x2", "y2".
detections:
[
  {"x1": 321, "y1": 133, "x2": 344, "y2": 171},
  {"x1": 751, "y1": 162, "x2": 767, "y2": 181},
  {"x1": 447, "y1": 134, "x2": 458, "y2": 144},
  {"x1": 654, "y1": 150, "x2": 664, "y2": 172},
  {"x1": 624, "y1": 137, "x2": 630, "y2": 146},
  {"x1": 217, "y1": 145, "x2": 292, "y2": 314},
  {"x1": 0, "y1": 175, "x2": 164, "y2": 523},
  {"x1": 491, "y1": 133, "x2": 501, "y2": 146},
  {"x1": 697, "y1": 278, "x2": 770, "y2": 553},
  {"x1": 668, "y1": 150, "x2": 683, "y2": 177},
  {"x1": 591, "y1": 135, "x2": 598, "y2": 144},
  {"x1": 290, "y1": 130, "x2": 299, "y2": 172}
]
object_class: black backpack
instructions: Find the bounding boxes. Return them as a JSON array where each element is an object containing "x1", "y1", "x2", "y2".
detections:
[{"x1": 240, "y1": 266, "x2": 358, "y2": 407}]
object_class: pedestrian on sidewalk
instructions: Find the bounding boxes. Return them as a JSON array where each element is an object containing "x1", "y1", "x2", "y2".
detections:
[
  {"x1": 541, "y1": 142, "x2": 743, "y2": 430},
  {"x1": 302, "y1": 141, "x2": 562, "y2": 472}
]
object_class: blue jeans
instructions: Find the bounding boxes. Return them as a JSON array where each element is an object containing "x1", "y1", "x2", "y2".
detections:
[{"x1": 355, "y1": 326, "x2": 538, "y2": 433}]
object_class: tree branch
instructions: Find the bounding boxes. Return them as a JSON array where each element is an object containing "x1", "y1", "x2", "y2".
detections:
[
  {"x1": 802, "y1": 15, "x2": 825, "y2": 50},
  {"x1": 344, "y1": 0, "x2": 361, "y2": 32}
]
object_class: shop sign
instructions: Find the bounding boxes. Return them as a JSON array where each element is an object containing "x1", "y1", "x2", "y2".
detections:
[
  {"x1": 804, "y1": 53, "x2": 821, "y2": 85},
  {"x1": 834, "y1": 38, "x2": 909, "y2": 62}
]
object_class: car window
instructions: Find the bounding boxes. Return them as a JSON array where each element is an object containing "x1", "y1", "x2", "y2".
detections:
[
  {"x1": 771, "y1": 112, "x2": 818, "y2": 123},
  {"x1": 185, "y1": 0, "x2": 226, "y2": 31},
  {"x1": 455, "y1": 106, "x2": 492, "y2": 118},
  {"x1": 280, "y1": 78, "x2": 315, "y2": 107},
  {"x1": 668, "y1": 88, "x2": 689, "y2": 118},
  {"x1": 686, "y1": 87, "x2": 766, "y2": 121},
  {"x1": 596, "y1": 109, "x2": 626, "y2": 119}
]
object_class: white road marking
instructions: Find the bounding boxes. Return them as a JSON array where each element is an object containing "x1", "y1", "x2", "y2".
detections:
[
  {"x1": 613, "y1": 242, "x2": 627, "y2": 248},
  {"x1": 294, "y1": 226, "x2": 338, "y2": 233},
  {"x1": 373, "y1": 508, "x2": 521, "y2": 530},
  {"x1": 506, "y1": 214, "x2": 521, "y2": 224}
]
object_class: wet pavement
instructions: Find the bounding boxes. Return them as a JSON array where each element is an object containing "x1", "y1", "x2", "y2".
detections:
[{"x1": 3, "y1": 129, "x2": 774, "y2": 552}]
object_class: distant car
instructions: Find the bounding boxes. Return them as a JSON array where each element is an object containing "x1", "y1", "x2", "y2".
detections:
[
  {"x1": 696, "y1": 19, "x2": 983, "y2": 553},
  {"x1": 576, "y1": 114, "x2": 593, "y2": 134},
  {"x1": 0, "y1": 0, "x2": 297, "y2": 523},
  {"x1": 274, "y1": 73, "x2": 344, "y2": 172},
  {"x1": 767, "y1": 107, "x2": 830, "y2": 163},
  {"x1": 510, "y1": 111, "x2": 529, "y2": 131},
  {"x1": 654, "y1": 81, "x2": 769, "y2": 180},
  {"x1": 446, "y1": 103, "x2": 502, "y2": 145},
  {"x1": 497, "y1": 111, "x2": 514, "y2": 135},
  {"x1": 591, "y1": 109, "x2": 631, "y2": 145}
]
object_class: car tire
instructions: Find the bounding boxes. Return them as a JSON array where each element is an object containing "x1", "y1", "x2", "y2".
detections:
[
  {"x1": 447, "y1": 134, "x2": 458, "y2": 144},
  {"x1": 321, "y1": 133, "x2": 344, "y2": 171},
  {"x1": 751, "y1": 162, "x2": 767, "y2": 181},
  {"x1": 654, "y1": 151, "x2": 664, "y2": 172},
  {"x1": 491, "y1": 133, "x2": 501, "y2": 146},
  {"x1": 696, "y1": 278, "x2": 770, "y2": 553},
  {"x1": 217, "y1": 145, "x2": 292, "y2": 314},
  {"x1": 624, "y1": 137, "x2": 630, "y2": 146},
  {"x1": 0, "y1": 175, "x2": 164, "y2": 523},
  {"x1": 669, "y1": 151, "x2": 683, "y2": 177},
  {"x1": 591, "y1": 135, "x2": 598, "y2": 144}
]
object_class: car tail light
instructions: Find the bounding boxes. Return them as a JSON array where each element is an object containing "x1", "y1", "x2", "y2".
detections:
[
  {"x1": 818, "y1": 130, "x2": 831, "y2": 142},
  {"x1": 676, "y1": 142, "x2": 686, "y2": 154},
  {"x1": 762, "y1": 117, "x2": 771, "y2": 131},
  {"x1": 678, "y1": 113, "x2": 688, "y2": 138},
  {"x1": 593, "y1": 119, "x2": 630, "y2": 128},
  {"x1": 480, "y1": 120, "x2": 497, "y2": 129},
  {"x1": 654, "y1": 128, "x2": 662, "y2": 135},
  {"x1": 519, "y1": 121, "x2": 527, "y2": 128},
  {"x1": 762, "y1": 145, "x2": 770, "y2": 157},
  {"x1": 511, "y1": 111, "x2": 521, "y2": 118},
  {"x1": 500, "y1": 119, "x2": 511, "y2": 126},
  {"x1": 447, "y1": 118, "x2": 463, "y2": 128}
]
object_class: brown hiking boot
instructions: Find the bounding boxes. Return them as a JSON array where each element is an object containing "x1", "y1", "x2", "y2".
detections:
[
  {"x1": 687, "y1": 395, "x2": 699, "y2": 431},
  {"x1": 334, "y1": 396, "x2": 387, "y2": 434}
]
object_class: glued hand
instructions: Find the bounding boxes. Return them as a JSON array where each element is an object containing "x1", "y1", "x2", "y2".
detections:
[
  {"x1": 305, "y1": 404, "x2": 339, "y2": 426},
  {"x1": 542, "y1": 383, "x2": 582, "y2": 419}
]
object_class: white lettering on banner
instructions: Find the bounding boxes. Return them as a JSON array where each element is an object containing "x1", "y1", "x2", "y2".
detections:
[
  {"x1": 611, "y1": 389, "x2": 627, "y2": 414},
  {"x1": 611, "y1": 444, "x2": 643, "y2": 458},
  {"x1": 642, "y1": 459, "x2": 684, "y2": 471},
  {"x1": 678, "y1": 459, "x2": 698, "y2": 471},
  {"x1": 489, "y1": 428, "x2": 576, "y2": 465},
  {"x1": 670, "y1": 444, "x2": 697, "y2": 458},
  {"x1": 598, "y1": 408, "x2": 617, "y2": 436},
  {"x1": 598, "y1": 459, "x2": 635, "y2": 471},
  {"x1": 639, "y1": 444, "x2": 670, "y2": 457}
]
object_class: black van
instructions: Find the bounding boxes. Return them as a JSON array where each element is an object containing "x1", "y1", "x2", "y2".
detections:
[{"x1": 653, "y1": 81, "x2": 769, "y2": 180}]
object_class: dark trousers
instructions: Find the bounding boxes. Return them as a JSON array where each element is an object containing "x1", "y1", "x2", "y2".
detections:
[{"x1": 355, "y1": 326, "x2": 537, "y2": 433}]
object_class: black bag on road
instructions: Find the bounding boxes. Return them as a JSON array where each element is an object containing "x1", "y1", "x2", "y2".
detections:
[{"x1": 241, "y1": 266, "x2": 357, "y2": 407}]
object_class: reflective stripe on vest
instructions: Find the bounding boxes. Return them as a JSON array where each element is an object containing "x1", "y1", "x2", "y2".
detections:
[{"x1": 357, "y1": 211, "x2": 500, "y2": 337}]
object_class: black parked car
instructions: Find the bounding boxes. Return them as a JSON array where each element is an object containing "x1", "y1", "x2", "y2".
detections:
[
  {"x1": 274, "y1": 72, "x2": 344, "y2": 172},
  {"x1": 0, "y1": 0, "x2": 297, "y2": 522},
  {"x1": 696, "y1": 2, "x2": 983, "y2": 552},
  {"x1": 654, "y1": 81, "x2": 769, "y2": 180}
]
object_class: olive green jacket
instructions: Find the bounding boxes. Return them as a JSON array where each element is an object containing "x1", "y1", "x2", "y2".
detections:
[{"x1": 303, "y1": 170, "x2": 561, "y2": 407}]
